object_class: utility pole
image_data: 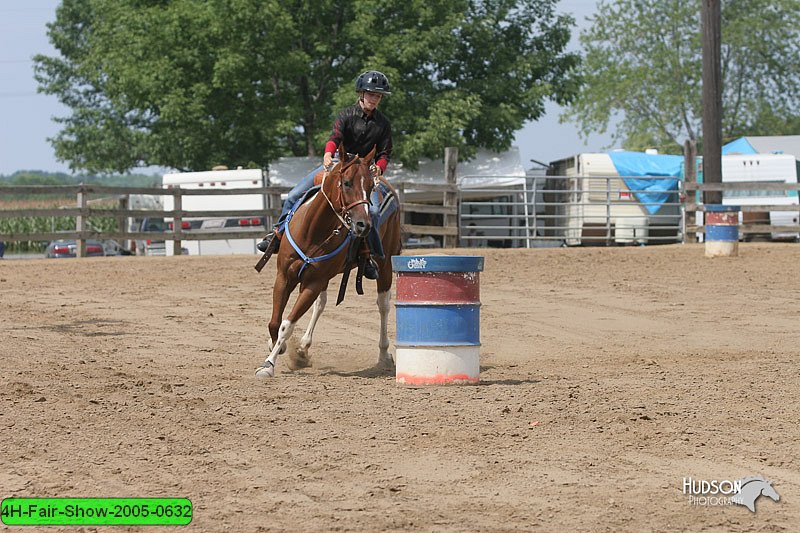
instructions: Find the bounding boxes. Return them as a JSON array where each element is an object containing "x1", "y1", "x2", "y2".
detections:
[{"x1": 701, "y1": 0, "x2": 722, "y2": 205}]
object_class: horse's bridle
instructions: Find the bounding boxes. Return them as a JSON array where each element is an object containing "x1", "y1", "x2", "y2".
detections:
[{"x1": 320, "y1": 157, "x2": 371, "y2": 229}]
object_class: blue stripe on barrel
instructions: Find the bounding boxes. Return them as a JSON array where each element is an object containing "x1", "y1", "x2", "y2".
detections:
[
  {"x1": 706, "y1": 224, "x2": 739, "y2": 241},
  {"x1": 395, "y1": 303, "x2": 480, "y2": 346},
  {"x1": 391, "y1": 256, "x2": 485, "y2": 273},
  {"x1": 704, "y1": 204, "x2": 740, "y2": 213}
]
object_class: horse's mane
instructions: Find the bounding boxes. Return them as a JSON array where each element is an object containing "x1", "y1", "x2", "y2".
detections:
[
  {"x1": 739, "y1": 476, "x2": 768, "y2": 487},
  {"x1": 335, "y1": 153, "x2": 367, "y2": 174}
]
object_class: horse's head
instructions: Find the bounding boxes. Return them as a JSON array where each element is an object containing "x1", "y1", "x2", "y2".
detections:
[
  {"x1": 324, "y1": 144, "x2": 377, "y2": 237},
  {"x1": 761, "y1": 481, "x2": 780, "y2": 502}
]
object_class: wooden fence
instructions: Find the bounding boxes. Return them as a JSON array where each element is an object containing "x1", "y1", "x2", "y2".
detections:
[
  {"x1": 683, "y1": 181, "x2": 800, "y2": 241},
  {"x1": 0, "y1": 182, "x2": 458, "y2": 256}
]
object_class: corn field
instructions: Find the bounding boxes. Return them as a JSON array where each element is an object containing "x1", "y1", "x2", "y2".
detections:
[{"x1": 0, "y1": 198, "x2": 119, "y2": 254}]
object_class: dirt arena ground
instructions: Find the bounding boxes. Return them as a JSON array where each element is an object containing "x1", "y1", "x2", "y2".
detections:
[{"x1": 1, "y1": 244, "x2": 798, "y2": 532}]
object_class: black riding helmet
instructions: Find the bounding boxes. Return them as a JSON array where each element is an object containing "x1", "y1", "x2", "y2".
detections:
[{"x1": 355, "y1": 70, "x2": 391, "y2": 95}]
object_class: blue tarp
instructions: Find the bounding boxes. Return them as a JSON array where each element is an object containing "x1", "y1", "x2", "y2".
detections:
[
  {"x1": 722, "y1": 137, "x2": 757, "y2": 155},
  {"x1": 607, "y1": 151, "x2": 682, "y2": 214}
]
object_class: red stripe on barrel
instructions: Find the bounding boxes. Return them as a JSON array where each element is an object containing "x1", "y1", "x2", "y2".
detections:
[
  {"x1": 395, "y1": 271, "x2": 480, "y2": 304},
  {"x1": 705, "y1": 211, "x2": 738, "y2": 225},
  {"x1": 396, "y1": 372, "x2": 479, "y2": 385}
]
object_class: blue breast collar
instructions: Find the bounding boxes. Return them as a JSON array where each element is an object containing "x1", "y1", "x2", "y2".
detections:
[{"x1": 282, "y1": 192, "x2": 353, "y2": 278}]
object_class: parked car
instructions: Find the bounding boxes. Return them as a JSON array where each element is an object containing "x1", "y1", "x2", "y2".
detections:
[
  {"x1": 45, "y1": 240, "x2": 106, "y2": 258},
  {"x1": 130, "y1": 217, "x2": 168, "y2": 256}
]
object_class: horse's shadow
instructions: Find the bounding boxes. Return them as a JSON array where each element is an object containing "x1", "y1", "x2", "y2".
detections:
[
  {"x1": 320, "y1": 364, "x2": 394, "y2": 379},
  {"x1": 479, "y1": 378, "x2": 541, "y2": 386}
]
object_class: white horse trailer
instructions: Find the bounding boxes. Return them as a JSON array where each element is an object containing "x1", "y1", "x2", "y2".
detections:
[
  {"x1": 162, "y1": 168, "x2": 268, "y2": 256},
  {"x1": 719, "y1": 154, "x2": 800, "y2": 240},
  {"x1": 547, "y1": 153, "x2": 681, "y2": 246}
]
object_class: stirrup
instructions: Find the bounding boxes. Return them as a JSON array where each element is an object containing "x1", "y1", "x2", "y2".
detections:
[
  {"x1": 257, "y1": 231, "x2": 280, "y2": 253},
  {"x1": 363, "y1": 257, "x2": 379, "y2": 280}
]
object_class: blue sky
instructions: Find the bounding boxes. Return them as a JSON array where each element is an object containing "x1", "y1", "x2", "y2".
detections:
[{"x1": 0, "y1": 0, "x2": 614, "y2": 176}]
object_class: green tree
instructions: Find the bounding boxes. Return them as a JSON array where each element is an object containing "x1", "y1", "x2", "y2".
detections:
[
  {"x1": 564, "y1": 0, "x2": 800, "y2": 154},
  {"x1": 35, "y1": 0, "x2": 579, "y2": 173}
]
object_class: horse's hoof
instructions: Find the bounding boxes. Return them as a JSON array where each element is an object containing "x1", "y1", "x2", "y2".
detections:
[
  {"x1": 377, "y1": 352, "x2": 395, "y2": 371},
  {"x1": 255, "y1": 363, "x2": 275, "y2": 379}
]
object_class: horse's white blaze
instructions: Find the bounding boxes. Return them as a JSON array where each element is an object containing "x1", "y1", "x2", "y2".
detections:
[
  {"x1": 377, "y1": 290, "x2": 393, "y2": 367},
  {"x1": 256, "y1": 319, "x2": 295, "y2": 378},
  {"x1": 360, "y1": 176, "x2": 369, "y2": 218}
]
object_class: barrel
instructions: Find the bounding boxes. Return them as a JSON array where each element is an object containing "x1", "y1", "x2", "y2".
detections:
[
  {"x1": 704, "y1": 205, "x2": 740, "y2": 257},
  {"x1": 391, "y1": 255, "x2": 484, "y2": 385}
]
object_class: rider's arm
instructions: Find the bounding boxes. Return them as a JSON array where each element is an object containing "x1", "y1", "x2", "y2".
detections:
[{"x1": 323, "y1": 141, "x2": 337, "y2": 167}]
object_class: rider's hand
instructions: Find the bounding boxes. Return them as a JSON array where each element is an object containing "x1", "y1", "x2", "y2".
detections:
[{"x1": 323, "y1": 152, "x2": 333, "y2": 169}]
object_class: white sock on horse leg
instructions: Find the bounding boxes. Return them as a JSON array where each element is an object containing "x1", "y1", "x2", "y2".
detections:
[
  {"x1": 258, "y1": 319, "x2": 294, "y2": 376},
  {"x1": 300, "y1": 290, "x2": 327, "y2": 351}
]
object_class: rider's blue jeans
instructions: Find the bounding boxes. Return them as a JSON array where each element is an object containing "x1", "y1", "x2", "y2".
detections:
[{"x1": 277, "y1": 165, "x2": 320, "y2": 225}]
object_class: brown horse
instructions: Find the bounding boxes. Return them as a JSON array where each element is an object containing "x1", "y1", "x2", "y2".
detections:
[{"x1": 255, "y1": 145, "x2": 402, "y2": 378}]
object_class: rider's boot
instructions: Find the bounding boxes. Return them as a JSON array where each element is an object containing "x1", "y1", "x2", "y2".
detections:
[
  {"x1": 363, "y1": 256, "x2": 379, "y2": 280},
  {"x1": 358, "y1": 241, "x2": 379, "y2": 280},
  {"x1": 257, "y1": 228, "x2": 282, "y2": 253},
  {"x1": 361, "y1": 225, "x2": 385, "y2": 280}
]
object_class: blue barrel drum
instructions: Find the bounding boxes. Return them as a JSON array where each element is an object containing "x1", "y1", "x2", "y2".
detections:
[
  {"x1": 391, "y1": 256, "x2": 484, "y2": 385},
  {"x1": 704, "y1": 204, "x2": 740, "y2": 257}
]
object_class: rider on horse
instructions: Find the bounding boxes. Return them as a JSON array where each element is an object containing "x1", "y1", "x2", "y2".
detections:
[{"x1": 259, "y1": 70, "x2": 393, "y2": 280}]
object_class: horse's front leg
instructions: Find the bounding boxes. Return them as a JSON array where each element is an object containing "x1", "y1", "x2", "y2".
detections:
[
  {"x1": 256, "y1": 319, "x2": 296, "y2": 378},
  {"x1": 289, "y1": 289, "x2": 328, "y2": 370},
  {"x1": 256, "y1": 270, "x2": 296, "y2": 379},
  {"x1": 258, "y1": 282, "x2": 326, "y2": 377},
  {"x1": 376, "y1": 290, "x2": 394, "y2": 369}
]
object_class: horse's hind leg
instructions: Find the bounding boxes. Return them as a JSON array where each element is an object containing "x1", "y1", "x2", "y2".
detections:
[
  {"x1": 289, "y1": 289, "x2": 328, "y2": 370},
  {"x1": 376, "y1": 290, "x2": 393, "y2": 370},
  {"x1": 256, "y1": 270, "x2": 296, "y2": 378}
]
